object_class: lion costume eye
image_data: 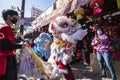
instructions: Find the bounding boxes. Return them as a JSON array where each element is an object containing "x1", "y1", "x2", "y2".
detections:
[{"x1": 59, "y1": 22, "x2": 69, "y2": 28}]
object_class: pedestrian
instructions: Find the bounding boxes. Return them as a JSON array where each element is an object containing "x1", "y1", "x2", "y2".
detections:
[
  {"x1": 82, "y1": 22, "x2": 95, "y2": 66},
  {"x1": 76, "y1": 40, "x2": 83, "y2": 62},
  {"x1": 82, "y1": 37, "x2": 91, "y2": 66},
  {"x1": 91, "y1": 27, "x2": 117, "y2": 80},
  {"x1": 0, "y1": 9, "x2": 26, "y2": 80}
]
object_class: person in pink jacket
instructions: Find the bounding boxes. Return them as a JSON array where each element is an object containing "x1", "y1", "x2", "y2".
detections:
[{"x1": 91, "y1": 27, "x2": 117, "y2": 80}]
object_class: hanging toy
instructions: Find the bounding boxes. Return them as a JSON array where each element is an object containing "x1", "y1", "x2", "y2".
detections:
[
  {"x1": 117, "y1": 0, "x2": 120, "y2": 9},
  {"x1": 93, "y1": 3, "x2": 102, "y2": 16},
  {"x1": 89, "y1": 0, "x2": 104, "y2": 9},
  {"x1": 76, "y1": 14, "x2": 83, "y2": 20},
  {"x1": 89, "y1": 0, "x2": 104, "y2": 16},
  {"x1": 74, "y1": 7, "x2": 85, "y2": 20}
]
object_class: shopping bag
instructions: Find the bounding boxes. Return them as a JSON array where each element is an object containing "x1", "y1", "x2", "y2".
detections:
[{"x1": 0, "y1": 54, "x2": 6, "y2": 75}]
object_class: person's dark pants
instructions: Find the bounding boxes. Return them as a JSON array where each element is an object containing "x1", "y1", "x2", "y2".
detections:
[
  {"x1": 0, "y1": 56, "x2": 17, "y2": 80},
  {"x1": 84, "y1": 51, "x2": 90, "y2": 64}
]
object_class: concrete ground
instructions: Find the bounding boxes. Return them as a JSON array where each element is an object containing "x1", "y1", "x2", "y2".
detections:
[
  {"x1": 71, "y1": 61, "x2": 113, "y2": 80},
  {"x1": 18, "y1": 53, "x2": 120, "y2": 80},
  {"x1": 18, "y1": 61, "x2": 113, "y2": 80}
]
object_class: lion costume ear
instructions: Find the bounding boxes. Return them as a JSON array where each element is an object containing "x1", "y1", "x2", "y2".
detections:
[
  {"x1": 51, "y1": 24, "x2": 54, "y2": 30},
  {"x1": 49, "y1": 22, "x2": 55, "y2": 33},
  {"x1": 0, "y1": 33, "x2": 5, "y2": 39}
]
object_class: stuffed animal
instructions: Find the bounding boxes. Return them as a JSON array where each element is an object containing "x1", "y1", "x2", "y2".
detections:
[{"x1": 32, "y1": 32, "x2": 52, "y2": 61}]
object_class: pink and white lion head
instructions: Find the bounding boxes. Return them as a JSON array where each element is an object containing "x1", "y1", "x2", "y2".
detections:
[{"x1": 49, "y1": 16, "x2": 88, "y2": 44}]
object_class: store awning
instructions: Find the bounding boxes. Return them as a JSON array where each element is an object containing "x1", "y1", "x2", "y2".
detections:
[
  {"x1": 39, "y1": 0, "x2": 91, "y2": 27},
  {"x1": 69, "y1": 0, "x2": 91, "y2": 13},
  {"x1": 40, "y1": 3, "x2": 69, "y2": 27}
]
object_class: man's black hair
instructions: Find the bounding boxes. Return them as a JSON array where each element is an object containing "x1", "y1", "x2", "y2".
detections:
[
  {"x1": 87, "y1": 21, "x2": 94, "y2": 26},
  {"x1": 2, "y1": 9, "x2": 18, "y2": 21}
]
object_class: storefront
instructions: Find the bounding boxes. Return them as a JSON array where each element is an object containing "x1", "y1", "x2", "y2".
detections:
[{"x1": 30, "y1": 0, "x2": 90, "y2": 39}]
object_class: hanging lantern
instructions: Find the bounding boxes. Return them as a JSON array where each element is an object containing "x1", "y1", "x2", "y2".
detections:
[
  {"x1": 79, "y1": 7, "x2": 85, "y2": 15},
  {"x1": 74, "y1": 8, "x2": 80, "y2": 16},
  {"x1": 74, "y1": 7, "x2": 85, "y2": 20},
  {"x1": 77, "y1": 14, "x2": 83, "y2": 20},
  {"x1": 93, "y1": 7, "x2": 102, "y2": 16},
  {"x1": 74, "y1": 7, "x2": 85, "y2": 16},
  {"x1": 89, "y1": 0, "x2": 104, "y2": 9},
  {"x1": 117, "y1": 0, "x2": 120, "y2": 9}
]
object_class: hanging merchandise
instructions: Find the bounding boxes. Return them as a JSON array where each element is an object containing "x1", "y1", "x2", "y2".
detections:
[
  {"x1": 74, "y1": 7, "x2": 85, "y2": 20},
  {"x1": 78, "y1": 7, "x2": 85, "y2": 15},
  {"x1": 117, "y1": 0, "x2": 120, "y2": 9},
  {"x1": 74, "y1": 7, "x2": 85, "y2": 16},
  {"x1": 89, "y1": 0, "x2": 104, "y2": 16},
  {"x1": 89, "y1": 0, "x2": 104, "y2": 9},
  {"x1": 69, "y1": 0, "x2": 91, "y2": 13},
  {"x1": 93, "y1": 5, "x2": 102, "y2": 16},
  {"x1": 76, "y1": 14, "x2": 83, "y2": 20},
  {"x1": 106, "y1": 15, "x2": 113, "y2": 25}
]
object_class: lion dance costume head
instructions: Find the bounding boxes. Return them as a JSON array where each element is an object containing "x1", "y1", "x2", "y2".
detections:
[{"x1": 47, "y1": 16, "x2": 87, "y2": 80}]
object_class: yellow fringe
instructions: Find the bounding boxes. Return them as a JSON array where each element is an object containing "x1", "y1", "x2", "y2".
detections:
[{"x1": 28, "y1": 46, "x2": 51, "y2": 78}]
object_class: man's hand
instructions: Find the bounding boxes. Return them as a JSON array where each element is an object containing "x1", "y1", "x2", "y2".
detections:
[{"x1": 21, "y1": 44, "x2": 27, "y2": 52}]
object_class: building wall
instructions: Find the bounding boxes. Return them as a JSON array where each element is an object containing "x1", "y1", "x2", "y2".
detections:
[
  {"x1": 34, "y1": 3, "x2": 55, "y2": 28},
  {"x1": 39, "y1": 3, "x2": 54, "y2": 19},
  {"x1": 31, "y1": 7, "x2": 43, "y2": 19}
]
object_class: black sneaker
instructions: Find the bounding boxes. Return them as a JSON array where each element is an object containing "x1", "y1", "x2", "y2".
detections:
[
  {"x1": 83, "y1": 62, "x2": 89, "y2": 66},
  {"x1": 99, "y1": 74, "x2": 107, "y2": 78}
]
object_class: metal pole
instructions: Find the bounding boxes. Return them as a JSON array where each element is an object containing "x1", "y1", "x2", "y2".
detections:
[{"x1": 20, "y1": 0, "x2": 25, "y2": 34}]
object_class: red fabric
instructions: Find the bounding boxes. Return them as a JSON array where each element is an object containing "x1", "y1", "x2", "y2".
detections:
[
  {"x1": 93, "y1": 7, "x2": 102, "y2": 16},
  {"x1": 0, "y1": 24, "x2": 15, "y2": 75},
  {"x1": 0, "y1": 23, "x2": 15, "y2": 55},
  {"x1": 66, "y1": 69, "x2": 74, "y2": 80},
  {"x1": 0, "y1": 54, "x2": 6, "y2": 75},
  {"x1": 90, "y1": 0, "x2": 104, "y2": 9},
  {"x1": 56, "y1": 61, "x2": 65, "y2": 69},
  {"x1": 76, "y1": 52, "x2": 82, "y2": 58},
  {"x1": 29, "y1": 42, "x2": 34, "y2": 47}
]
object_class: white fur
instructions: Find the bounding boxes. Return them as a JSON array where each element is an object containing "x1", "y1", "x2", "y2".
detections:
[
  {"x1": 49, "y1": 22, "x2": 55, "y2": 33},
  {"x1": 48, "y1": 16, "x2": 88, "y2": 79},
  {"x1": 49, "y1": 16, "x2": 72, "y2": 33},
  {"x1": 61, "y1": 29, "x2": 88, "y2": 43}
]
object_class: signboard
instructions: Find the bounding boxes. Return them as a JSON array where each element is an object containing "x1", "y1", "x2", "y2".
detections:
[{"x1": 17, "y1": 17, "x2": 34, "y2": 26}]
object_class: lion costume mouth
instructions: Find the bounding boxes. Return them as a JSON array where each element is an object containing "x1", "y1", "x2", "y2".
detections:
[
  {"x1": 0, "y1": 33, "x2": 5, "y2": 39},
  {"x1": 64, "y1": 42, "x2": 74, "y2": 53}
]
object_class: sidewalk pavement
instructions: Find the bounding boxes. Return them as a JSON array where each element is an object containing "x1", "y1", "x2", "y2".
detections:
[
  {"x1": 18, "y1": 57, "x2": 119, "y2": 80},
  {"x1": 71, "y1": 61, "x2": 113, "y2": 80}
]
